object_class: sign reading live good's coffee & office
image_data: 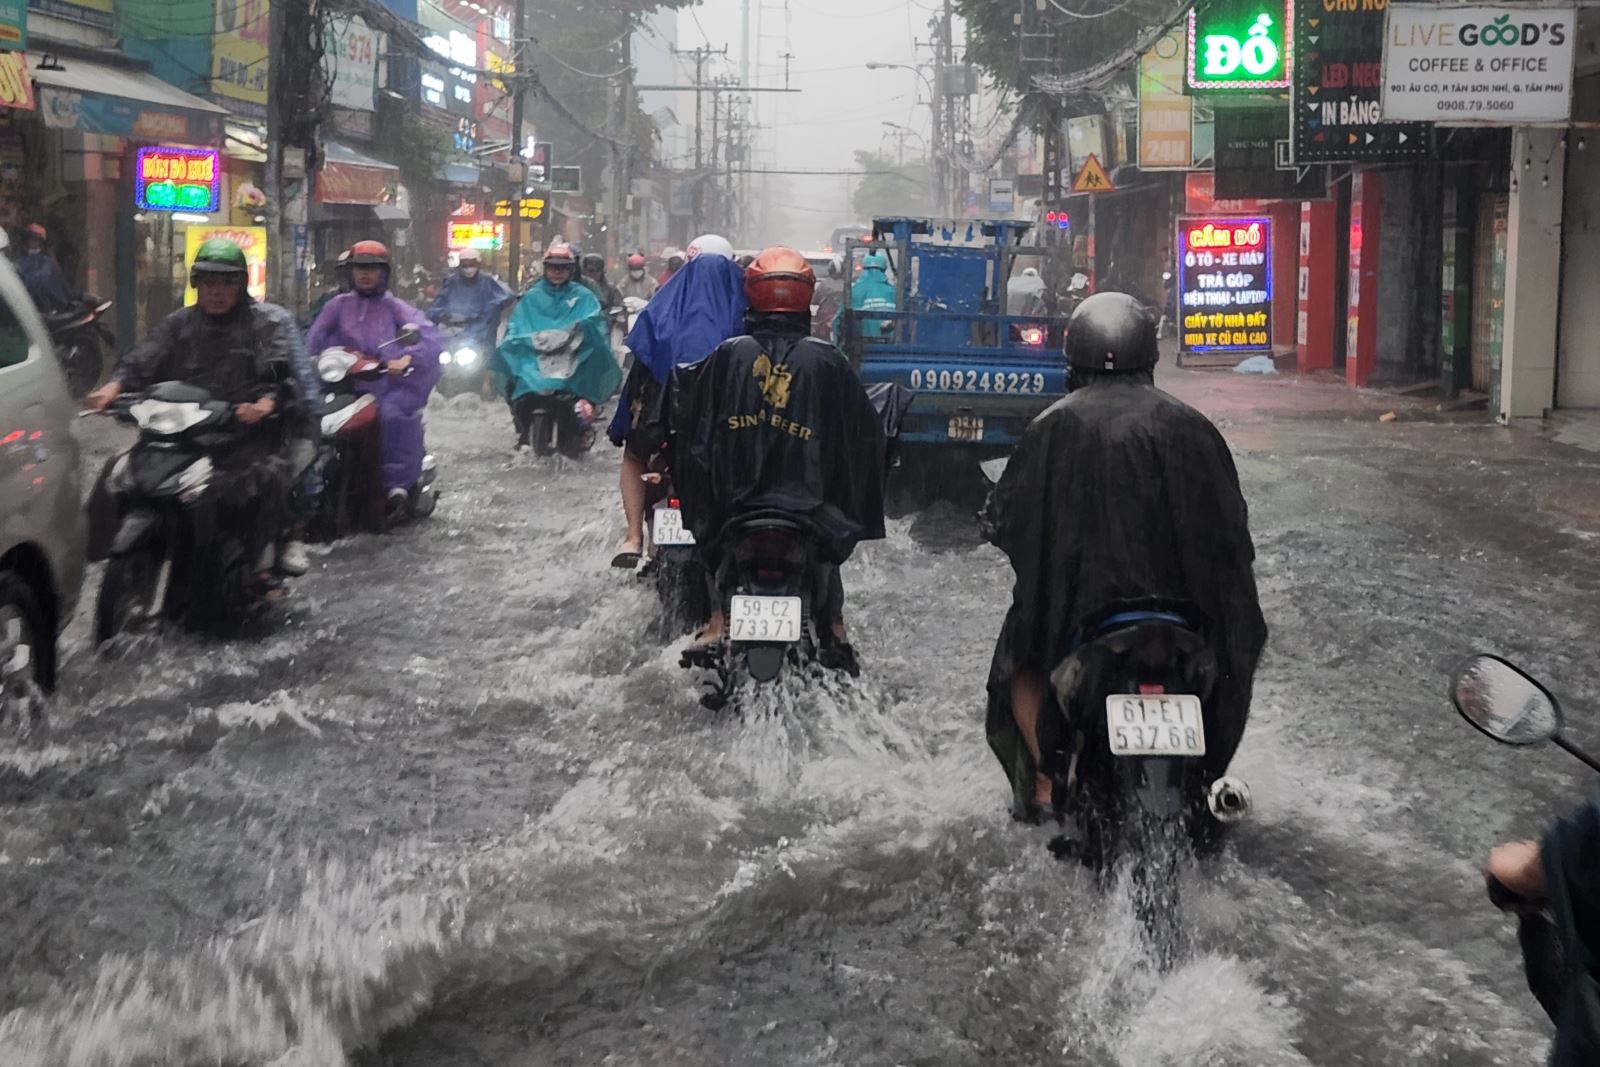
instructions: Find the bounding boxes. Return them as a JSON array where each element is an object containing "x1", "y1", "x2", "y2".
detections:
[
  {"x1": 1381, "y1": 4, "x2": 1577, "y2": 124},
  {"x1": 1177, "y1": 215, "x2": 1273, "y2": 356},
  {"x1": 1294, "y1": 0, "x2": 1427, "y2": 162}
]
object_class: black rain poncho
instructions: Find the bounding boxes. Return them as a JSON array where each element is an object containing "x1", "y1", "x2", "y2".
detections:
[
  {"x1": 982, "y1": 375, "x2": 1267, "y2": 810},
  {"x1": 1540, "y1": 793, "x2": 1600, "y2": 1067},
  {"x1": 673, "y1": 312, "x2": 887, "y2": 565}
]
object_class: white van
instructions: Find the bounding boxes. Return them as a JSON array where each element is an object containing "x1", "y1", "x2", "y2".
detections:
[{"x1": 0, "y1": 228, "x2": 87, "y2": 696}]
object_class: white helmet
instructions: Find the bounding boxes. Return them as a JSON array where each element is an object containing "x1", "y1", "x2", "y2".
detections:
[{"x1": 686, "y1": 234, "x2": 734, "y2": 261}]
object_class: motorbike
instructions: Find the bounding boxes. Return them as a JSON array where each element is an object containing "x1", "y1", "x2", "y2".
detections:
[
  {"x1": 1031, "y1": 596, "x2": 1253, "y2": 965},
  {"x1": 311, "y1": 324, "x2": 438, "y2": 538},
  {"x1": 435, "y1": 312, "x2": 492, "y2": 398},
  {"x1": 89, "y1": 382, "x2": 275, "y2": 643},
  {"x1": 640, "y1": 446, "x2": 710, "y2": 634},
  {"x1": 683, "y1": 383, "x2": 914, "y2": 708},
  {"x1": 43, "y1": 293, "x2": 114, "y2": 399},
  {"x1": 514, "y1": 324, "x2": 597, "y2": 457},
  {"x1": 1450, "y1": 654, "x2": 1600, "y2": 1033}
]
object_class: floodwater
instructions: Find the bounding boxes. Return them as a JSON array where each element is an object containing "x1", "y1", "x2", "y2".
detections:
[{"x1": 0, "y1": 371, "x2": 1586, "y2": 1066}]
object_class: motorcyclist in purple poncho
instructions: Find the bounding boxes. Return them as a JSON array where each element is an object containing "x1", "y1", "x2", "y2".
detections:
[{"x1": 307, "y1": 240, "x2": 444, "y2": 522}]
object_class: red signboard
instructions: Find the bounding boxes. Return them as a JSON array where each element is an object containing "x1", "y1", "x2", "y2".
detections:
[
  {"x1": 1184, "y1": 172, "x2": 1266, "y2": 215},
  {"x1": 316, "y1": 160, "x2": 391, "y2": 205}
]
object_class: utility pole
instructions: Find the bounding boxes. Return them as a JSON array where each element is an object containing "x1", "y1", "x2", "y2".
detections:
[
  {"x1": 507, "y1": 0, "x2": 528, "y2": 289},
  {"x1": 672, "y1": 44, "x2": 727, "y2": 235},
  {"x1": 940, "y1": 0, "x2": 956, "y2": 217},
  {"x1": 606, "y1": 21, "x2": 632, "y2": 263},
  {"x1": 264, "y1": 0, "x2": 285, "y2": 301}
]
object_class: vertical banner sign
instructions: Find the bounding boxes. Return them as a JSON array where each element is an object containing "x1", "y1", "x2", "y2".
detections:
[
  {"x1": 1177, "y1": 215, "x2": 1274, "y2": 354},
  {"x1": 211, "y1": 0, "x2": 271, "y2": 117},
  {"x1": 1295, "y1": 0, "x2": 1426, "y2": 161},
  {"x1": 1139, "y1": 27, "x2": 1194, "y2": 169},
  {"x1": 1380, "y1": 4, "x2": 1576, "y2": 125},
  {"x1": 184, "y1": 226, "x2": 269, "y2": 305},
  {"x1": 1188, "y1": 0, "x2": 1293, "y2": 92},
  {"x1": 325, "y1": 16, "x2": 379, "y2": 112},
  {"x1": 0, "y1": 0, "x2": 24, "y2": 49}
]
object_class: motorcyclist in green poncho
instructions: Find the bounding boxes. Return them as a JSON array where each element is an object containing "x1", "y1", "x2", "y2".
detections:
[{"x1": 492, "y1": 243, "x2": 621, "y2": 448}]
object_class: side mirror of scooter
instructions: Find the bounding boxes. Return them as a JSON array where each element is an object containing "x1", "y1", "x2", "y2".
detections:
[
  {"x1": 382, "y1": 324, "x2": 423, "y2": 350},
  {"x1": 1452, "y1": 654, "x2": 1600, "y2": 770}
]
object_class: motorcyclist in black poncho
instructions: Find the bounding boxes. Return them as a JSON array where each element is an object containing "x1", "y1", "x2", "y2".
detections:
[
  {"x1": 673, "y1": 246, "x2": 887, "y2": 654},
  {"x1": 982, "y1": 292, "x2": 1268, "y2": 821}
]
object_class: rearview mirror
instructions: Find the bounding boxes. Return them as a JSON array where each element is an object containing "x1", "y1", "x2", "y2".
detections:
[
  {"x1": 396, "y1": 324, "x2": 423, "y2": 347},
  {"x1": 1452, "y1": 654, "x2": 1562, "y2": 746}
]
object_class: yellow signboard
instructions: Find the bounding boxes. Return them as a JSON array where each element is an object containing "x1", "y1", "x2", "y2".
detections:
[
  {"x1": 211, "y1": 0, "x2": 271, "y2": 114},
  {"x1": 1138, "y1": 28, "x2": 1193, "y2": 170},
  {"x1": 183, "y1": 226, "x2": 269, "y2": 305},
  {"x1": 494, "y1": 198, "x2": 546, "y2": 220}
]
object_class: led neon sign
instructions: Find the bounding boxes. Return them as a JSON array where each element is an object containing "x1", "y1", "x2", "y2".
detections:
[
  {"x1": 449, "y1": 220, "x2": 505, "y2": 251},
  {"x1": 1186, "y1": 0, "x2": 1293, "y2": 92},
  {"x1": 1177, "y1": 215, "x2": 1273, "y2": 354},
  {"x1": 136, "y1": 146, "x2": 221, "y2": 213}
]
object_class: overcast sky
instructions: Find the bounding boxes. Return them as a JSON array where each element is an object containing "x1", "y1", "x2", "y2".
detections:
[{"x1": 677, "y1": 0, "x2": 938, "y2": 246}]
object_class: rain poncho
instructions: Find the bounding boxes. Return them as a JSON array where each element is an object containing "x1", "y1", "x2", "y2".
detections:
[
  {"x1": 306, "y1": 287, "x2": 443, "y2": 491},
  {"x1": 1007, "y1": 267, "x2": 1048, "y2": 317},
  {"x1": 833, "y1": 254, "x2": 897, "y2": 341},
  {"x1": 673, "y1": 311, "x2": 887, "y2": 565},
  {"x1": 494, "y1": 278, "x2": 620, "y2": 405},
  {"x1": 1540, "y1": 793, "x2": 1600, "y2": 1067},
  {"x1": 428, "y1": 269, "x2": 515, "y2": 336},
  {"x1": 16, "y1": 250, "x2": 73, "y2": 314},
  {"x1": 981, "y1": 375, "x2": 1268, "y2": 810},
  {"x1": 609, "y1": 254, "x2": 748, "y2": 448}
]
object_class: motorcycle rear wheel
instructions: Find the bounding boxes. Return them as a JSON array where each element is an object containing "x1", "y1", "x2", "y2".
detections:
[{"x1": 528, "y1": 410, "x2": 557, "y2": 457}]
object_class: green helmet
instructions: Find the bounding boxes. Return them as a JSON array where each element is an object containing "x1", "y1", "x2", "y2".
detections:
[
  {"x1": 862, "y1": 251, "x2": 889, "y2": 271},
  {"x1": 191, "y1": 237, "x2": 248, "y2": 276}
]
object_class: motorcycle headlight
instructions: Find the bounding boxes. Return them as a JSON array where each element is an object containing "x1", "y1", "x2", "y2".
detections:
[
  {"x1": 440, "y1": 350, "x2": 455, "y2": 366},
  {"x1": 455, "y1": 347, "x2": 479, "y2": 367}
]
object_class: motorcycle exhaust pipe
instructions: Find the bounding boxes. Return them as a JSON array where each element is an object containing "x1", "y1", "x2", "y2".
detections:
[{"x1": 1207, "y1": 776, "x2": 1252, "y2": 823}]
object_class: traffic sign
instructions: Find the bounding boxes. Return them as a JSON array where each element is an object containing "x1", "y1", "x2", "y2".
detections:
[{"x1": 1071, "y1": 154, "x2": 1115, "y2": 194}]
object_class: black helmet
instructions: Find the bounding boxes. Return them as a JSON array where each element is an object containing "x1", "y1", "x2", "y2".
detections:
[{"x1": 1065, "y1": 292, "x2": 1158, "y2": 375}]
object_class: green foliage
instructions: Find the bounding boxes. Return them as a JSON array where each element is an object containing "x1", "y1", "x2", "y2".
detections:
[
  {"x1": 372, "y1": 103, "x2": 452, "y2": 200},
  {"x1": 850, "y1": 150, "x2": 934, "y2": 220}
]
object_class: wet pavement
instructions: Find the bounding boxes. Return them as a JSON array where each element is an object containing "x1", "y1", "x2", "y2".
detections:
[{"x1": 0, "y1": 366, "x2": 1594, "y2": 1065}]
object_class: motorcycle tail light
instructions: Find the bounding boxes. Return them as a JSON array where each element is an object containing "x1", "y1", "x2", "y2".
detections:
[
  {"x1": 669, "y1": 497, "x2": 681, "y2": 509},
  {"x1": 1021, "y1": 327, "x2": 1044, "y2": 346}
]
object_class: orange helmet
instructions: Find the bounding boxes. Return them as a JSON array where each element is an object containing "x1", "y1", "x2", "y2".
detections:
[
  {"x1": 349, "y1": 240, "x2": 390, "y2": 266},
  {"x1": 745, "y1": 247, "x2": 816, "y2": 315}
]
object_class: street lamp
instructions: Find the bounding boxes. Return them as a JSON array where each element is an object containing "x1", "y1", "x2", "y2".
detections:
[{"x1": 867, "y1": 62, "x2": 946, "y2": 215}]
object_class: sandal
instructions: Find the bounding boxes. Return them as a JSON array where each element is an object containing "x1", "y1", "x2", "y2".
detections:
[{"x1": 610, "y1": 542, "x2": 643, "y2": 569}]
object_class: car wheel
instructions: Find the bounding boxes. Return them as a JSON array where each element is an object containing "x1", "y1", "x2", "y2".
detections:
[{"x1": 0, "y1": 572, "x2": 52, "y2": 719}]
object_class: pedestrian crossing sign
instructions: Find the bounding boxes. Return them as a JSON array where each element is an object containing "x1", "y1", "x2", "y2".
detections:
[{"x1": 1071, "y1": 154, "x2": 1115, "y2": 194}]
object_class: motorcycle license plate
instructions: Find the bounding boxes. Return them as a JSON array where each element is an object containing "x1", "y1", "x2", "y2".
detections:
[
  {"x1": 1105, "y1": 695, "x2": 1207, "y2": 757},
  {"x1": 948, "y1": 415, "x2": 984, "y2": 443},
  {"x1": 653, "y1": 506, "x2": 696, "y2": 546},
  {"x1": 729, "y1": 596, "x2": 803, "y2": 644}
]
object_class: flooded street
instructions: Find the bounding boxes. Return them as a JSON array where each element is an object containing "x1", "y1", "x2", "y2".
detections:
[{"x1": 0, "y1": 369, "x2": 1590, "y2": 1066}]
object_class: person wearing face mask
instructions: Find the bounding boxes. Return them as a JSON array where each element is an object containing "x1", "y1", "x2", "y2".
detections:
[
  {"x1": 619, "y1": 253, "x2": 658, "y2": 302},
  {"x1": 428, "y1": 249, "x2": 516, "y2": 377}
]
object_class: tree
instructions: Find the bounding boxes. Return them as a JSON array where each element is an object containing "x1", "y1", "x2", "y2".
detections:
[{"x1": 850, "y1": 150, "x2": 934, "y2": 221}]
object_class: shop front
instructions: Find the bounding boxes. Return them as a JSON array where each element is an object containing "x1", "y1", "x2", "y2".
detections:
[
  {"x1": 311, "y1": 140, "x2": 406, "y2": 285},
  {"x1": 23, "y1": 51, "x2": 227, "y2": 347}
]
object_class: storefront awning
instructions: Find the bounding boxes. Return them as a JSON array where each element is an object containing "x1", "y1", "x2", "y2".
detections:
[
  {"x1": 317, "y1": 141, "x2": 400, "y2": 206},
  {"x1": 31, "y1": 55, "x2": 227, "y2": 145}
]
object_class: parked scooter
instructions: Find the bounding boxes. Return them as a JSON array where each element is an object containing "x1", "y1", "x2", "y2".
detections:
[
  {"x1": 43, "y1": 293, "x2": 114, "y2": 399},
  {"x1": 89, "y1": 382, "x2": 275, "y2": 642},
  {"x1": 514, "y1": 324, "x2": 597, "y2": 457},
  {"x1": 1450, "y1": 655, "x2": 1600, "y2": 1034},
  {"x1": 311, "y1": 324, "x2": 438, "y2": 538}
]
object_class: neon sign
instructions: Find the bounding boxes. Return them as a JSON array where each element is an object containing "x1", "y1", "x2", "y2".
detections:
[
  {"x1": 1187, "y1": 0, "x2": 1293, "y2": 92},
  {"x1": 449, "y1": 220, "x2": 505, "y2": 251},
  {"x1": 136, "y1": 146, "x2": 221, "y2": 213},
  {"x1": 1177, "y1": 215, "x2": 1273, "y2": 354}
]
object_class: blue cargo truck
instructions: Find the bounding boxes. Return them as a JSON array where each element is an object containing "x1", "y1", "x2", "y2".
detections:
[{"x1": 834, "y1": 217, "x2": 1071, "y2": 493}]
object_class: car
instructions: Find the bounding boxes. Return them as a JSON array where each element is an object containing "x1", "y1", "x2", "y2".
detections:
[{"x1": 0, "y1": 228, "x2": 87, "y2": 699}]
